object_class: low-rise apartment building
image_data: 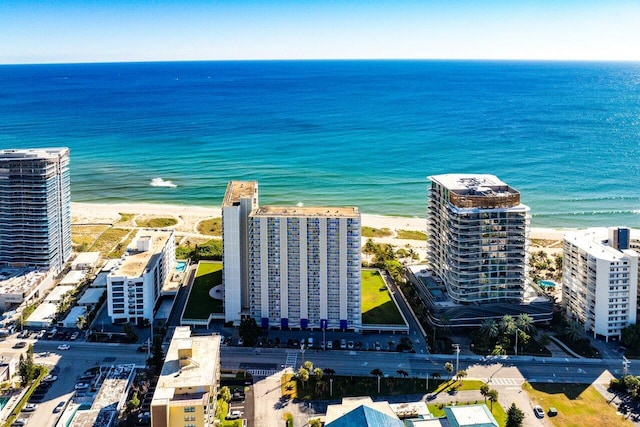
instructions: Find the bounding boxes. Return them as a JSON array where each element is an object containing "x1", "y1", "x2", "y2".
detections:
[
  {"x1": 151, "y1": 326, "x2": 221, "y2": 427},
  {"x1": 106, "y1": 229, "x2": 175, "y2": 324}
]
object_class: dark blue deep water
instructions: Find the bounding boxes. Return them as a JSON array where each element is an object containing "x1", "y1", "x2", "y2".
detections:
[{"x1": 1, "y1": 60, "x2": 640, "y2": 227}]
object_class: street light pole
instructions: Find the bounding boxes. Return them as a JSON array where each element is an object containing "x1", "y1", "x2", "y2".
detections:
[
  {"x1": 515, "y1": 329, "x2": 518, "y2": 356},
  {"x1": 623, "y1": 356, "x2": 630, "y2": 376},
  {"x1": 452, "y1": 343, "x2": 460, "y2": 375}
]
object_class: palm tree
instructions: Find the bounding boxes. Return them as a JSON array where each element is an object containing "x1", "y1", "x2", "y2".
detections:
[
  {"x1": 565, "y1": 320, "x2": 585, "y2": 342},
  {"x1": 313, "y1": 367, "x2": 323, "y2": 381},
  {"x1": 480, "y1": 319, "x2": 499, "y2": 339},
  {"x1": 363, "y1": 239, "x2": 376, "y2": 255},
  {"x1": 431, "y1": 372, "x2": 441, "y2": 386},
  {"x1": 371, "y1": 368, "x2": 384, "y2": 394},
  {"x1": 500, "y1": 315, "x2": 516, "y2": 335},
  {"x1": 303, "y1": 360, "x2": 314, "y2": 371},
  {"x1": 324, "y1": 368, "x2": 336, "y2": 377},
  {"x1": 455, "y1": 370, "x2": 467, "y2": 382},
  {"x1": 397, "y1": 369, "x2": 409, "y2": 378},
  {"x1": 487, "y1": 388, "x2": 499, "y2": 410},
  {"x1": 444, "y1": 362, "x2": 454, "y2": 379},
  {"x1": 298, "y1": 367, "x2": 309, "y2": 389},
  {"x1": 516, "y1": 313, "x2": 536, "y2": 335},
  {"x1": 480, "y1": 383, "x2": 490, "y2": 403}
]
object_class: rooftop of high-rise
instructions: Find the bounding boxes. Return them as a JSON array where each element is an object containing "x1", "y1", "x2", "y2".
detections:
[
  {"x1": 0, "y1": 147, "x2": 69, "y2": 159},
  {"x1": 251, "y1": 206, "x2": 360, "y2": 218},
  {"x1": 109, "y1": 229, "x2": 172, "y2": 278},
  {"x1": 222, "y1": 180, "x2": 257, "y2": 207},
  {"x1": 428, "y1": 173, "x2": 523, "y2": 210}
]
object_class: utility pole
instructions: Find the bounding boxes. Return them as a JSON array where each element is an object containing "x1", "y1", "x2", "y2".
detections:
[{"x1": 623, "y1": 356, "x2": 630, "y2": 376}]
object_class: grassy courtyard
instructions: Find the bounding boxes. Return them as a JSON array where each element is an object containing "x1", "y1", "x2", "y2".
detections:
[
  {"x1": 524, "y1": 383, "x2": 633, "y2": 427},
  {"x1": 183, "y1": 261, "x2": 223, "y2": 319},
  {"x1": 361, "y1": 269, "x2": 404, "y2": 325}
]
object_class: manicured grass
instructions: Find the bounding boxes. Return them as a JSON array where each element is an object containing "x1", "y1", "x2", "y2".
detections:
[
  {"x1": 361, "y1": 270, "x2": 404, "y2": 325},
  {"x1": 183, "y1": 262, "x2": 223, "y2": 318},
  {"x1": 524, "y1": 383, "x2": 633, "y2": 427},
  {"x1": 362, "y1": 226, "x2": 393, "y2": 238},
  {"x1": 197, "y1": 217, "x2": 222, "y2": 236},
  {"x1": 136, "y1": 216, "x2": 178, "y2": 228},
  {"x1": 90, "y1": 227, "x2": 131, "y2": 255},
  {"x1": 433, "y1": 380, "x2": 485, "y2": 394},
  {"x1": 395, "y1": 229, "x2": 427, "y2": 240}
]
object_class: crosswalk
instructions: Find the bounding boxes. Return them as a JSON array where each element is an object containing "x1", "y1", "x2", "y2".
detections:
[
  {"x1": 285, "y1": 352, "x2": 298, "y2": 368},
  {"x1": 485, "y1": 377, "x2": 523, "y2": 386},
  {"x1": 247, "y1": 369, "x2": 280, "y2": 377}
]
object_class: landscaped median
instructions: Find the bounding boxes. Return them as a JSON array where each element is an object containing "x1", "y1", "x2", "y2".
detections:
[{"x1": 182, "y1": 261, "x2": 223, "y2": 321}]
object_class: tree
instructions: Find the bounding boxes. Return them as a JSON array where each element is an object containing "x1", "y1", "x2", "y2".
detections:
[
  {"x1": 219, "y1": 386, "x2": 231, "y2": 403},
  {"x1": 480, "y1": 319, "x2": 499, "y2": 339},
  {"x1": 506, "y1": 403, "x2": 525, "y2": 427},
  {"x1": 500, "y1": 315, "x2": 516, "y2": 335},
  {"x1": 431, "y1": 372, "x2": 441, "y2": 384},
  {"x1": 444, "y1": 362, "x2": 454, "y2": 379},
  {"x1": 309, "y1": 419, "x2": 322, "y2": 427},
  {"x1": 122, "y1": 322, "x2": 138, "y2": 343},
  {"x1": 487, "y1": 389, "x2": 499, "y2": 410},
  {"x1": 313, "y1": 367, "x2": 323, "y2": 381},
  {"x1": 455, "y1": 370, "x2": 467, "y2": 382},
  {"x1": 127, "y1": 391, "x2": 141, "y2": 410},
  {"x1": 297, "y1": 367, "x2": 309, "y2": 389},
  {"x1": 148, "y1": 335, "x2": 165, "y2": 374},
  {"x1": 324, "y1": 368, "x2": 336, "y2": 377},
  {"x1": 480, "y1": 383, "x2": 490, "y2": 403},
  {"x1": 370, "y1": 368, "x2": 384, "y2": 394},
  {"x1": 303, "y1": 360, "x2": 314, "y2": 372},
  {"x1": 363, "y1": 238, "x2": 377, "y2": 255},
  {"x1": 565, "y1": 320, "x2": 585, "y2": 342},
  {"x1": 397, "y1": 369, "x2": 409, "y2": 378},
  {"x1": 239, "y1": 317, "x2": 260, "y2": 346},
  {"x1": 516, "y1": 313, "x2": 536, "y2": 335}
]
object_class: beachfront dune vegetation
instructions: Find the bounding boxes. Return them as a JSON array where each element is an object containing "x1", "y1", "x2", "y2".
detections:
[
  {"x1": 395, "y1": 229, "x2": 427, "y2": 240},
  {"x1": 362, "y1": 226, "x2": 393, "y2": 238},
  {"x1": 71, "y1": 224, "x2": 111, "y2": 251},
  {"x1": 175, "y1": 238, "x2": 222, "y2": 261},
  {"x1": 196, "y1": 217, "x2": 222, "y2": 236},
  {"x1": 135, "y1": 216, "x2": 177, "y2": 228}
]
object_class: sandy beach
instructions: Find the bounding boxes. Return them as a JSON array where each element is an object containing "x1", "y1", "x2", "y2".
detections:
[{"x1": 71, "y1": 201, "x2": 569, "y2": 242}]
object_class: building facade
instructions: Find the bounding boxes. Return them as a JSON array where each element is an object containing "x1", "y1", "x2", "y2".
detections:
[
  {"x1": 222, "y1": 181, "x2": 258, "y2": 324},
  {"x1": 106, "y1": 229, "x2": 175, "y2": 324},
  {"x1": 562, "y1": 227, "x2": 638, "y2": 341},
  {"x1": 427, "y1": 174, "x2": 530, "y2": 304},
  {"x1": 247, "y1": 206, "x2": 362, "y2": 330},
  {"x1": 0, "y1": 148, "x2": 71, "y2": 273},
  {"x1": 151, "y1": 326, "x2": 220, "y2": 427}
]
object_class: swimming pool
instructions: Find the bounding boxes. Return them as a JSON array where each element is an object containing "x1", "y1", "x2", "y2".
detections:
[
  {"x1": 0, "y1": 396, "x2": 9, "y2": 411},
  {"x1": 176, "y1": 261, "x2": 187, "y2": 272},
  {"x1": 538, "y1": 280, "x2": 558, "y2": 288}
]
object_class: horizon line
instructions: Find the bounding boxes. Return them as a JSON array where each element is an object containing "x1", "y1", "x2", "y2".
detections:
[{"x1": 2, "y1": 57, "x2": 640, "y2": 66}]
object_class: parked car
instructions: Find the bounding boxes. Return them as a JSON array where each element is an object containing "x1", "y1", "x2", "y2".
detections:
[
  {"x1": 70, "y1": 332, "x2": 79, "y2": 340},
  {"x1": 226, "y1": 410, "x2": 243, "y2": 420},
  {"x1": 374, "y1": 341, "x2": 381, "y2": 351},
  {"x1": 53, "y1": 401, "x2": 66, "y2": 413},
  {"x1": 13, "y1": 341, "x2": 27, "y2": 349},
  {"x1": 533, "y1": 405, "x2": 544, "y2": 418},
  {"x1": 548, "y1": 407, "x2": 558, "y2": 417},
  {"x1": 326, "y1": 340, "x2": 333, "y2": 349},
  {"x1": 43, "y1": 375, "x2": 58, "y2": 382},
  {"x1": 237, "y1": 338, "x2": 244, "y2": 346},
  {"x1": 75, "y1": 383, "x2": 90, "y2": 390},
  {"x1": 57, "y1": 344, "x2": 70, "y2": 350},
  {"x1": 35, "y1": 330, "x2": 46, "y2": 339},
  {"x1": 347, "y1": 340, "x2": 354, "y2": 349},
  {"x1": 340, "y1": 339, "x2": 347, "y2": 349},
  {"x1": 10, "y1": 418, "x2": 27, "y2": 427},
  {"x1": 307, "y1": 337, "x2": 314, "y2": 348}
]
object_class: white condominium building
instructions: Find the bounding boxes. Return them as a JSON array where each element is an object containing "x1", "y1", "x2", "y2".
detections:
[
  {"x1": 151, "y1": 326, "x2": 220, "y2": 427},
  {"x1": 563, "y1": 227, "x2": 638, "y2": 341},
  {"x1": 427, "y1": 174, "x2": 530, "y2": 304},
  {"x1": 0, "y1": 148, "x2": 71, "y2": 273},
  {"x1": 222, "y1": 181, "x2": 258, "y2": 324},
  {"x1": 248, "y1": 206, "x2": 362, "y2": 331},
  {"x1": 106, "y1": 229, "x2": 176, "y2": 324}
]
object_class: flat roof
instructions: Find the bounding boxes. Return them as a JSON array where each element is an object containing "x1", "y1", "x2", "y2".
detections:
[
  {"x1": 429, "y1": 174, "x2": 508, "y2": 191},
  {"x1": 72, "y1": 252, "x2": 101, "y2": 267},
  {"x1": 26, "y1": 302, "x2": 57, "y2": 324},
  {"x1": 78, "y1": 288, "x2": 106, "y2": 305},
  {"x1": 222, "y1": 181, "x2": 257, "y2": 207},
  {"x1": 60, "y1": 270, "x2": 86, "y2": 285},
  {"x1": 564, "y1": 228, "x2": 640, "y2": 262},
  {"x1": 153, "y1": 327, "x2": 220, "y2": 403},
  {"x1": 0, "y1": 147, "x2": 69, "y2": 160},
  {"x1": 0, "y1": 269, "x2": 47, "y2": 296},
  {"x1": 445, "y1": 404, "x2": 497, "y2": 426},
  {"x1": 111, "y1": 230, "x2": 173, "y2": 278},
  {"x1": 44, "y1": 285, "x2": 75, "y2": 303},
  {"x1": 251, "y1": 206, "x2": 359, "y2": 218},
  {"x1": 62, "y1": 306, "x2": 87, "y2": 326}
]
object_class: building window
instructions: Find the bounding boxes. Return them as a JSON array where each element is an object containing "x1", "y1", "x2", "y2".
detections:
[
  {"x1": 185, "y1": 416, "x2": 196, "y2": 421},
  {"x1": 184, "y1": 406, "x2": 195, "y2": 413}
]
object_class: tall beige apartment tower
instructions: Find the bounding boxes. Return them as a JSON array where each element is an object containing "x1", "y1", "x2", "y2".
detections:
[
  {"x1": 427, "y1": 174, "x2": 530, "y2": 304},
  {"x1": 222, "y1": 181, "x2": 258, "y2": 324},
  {"x1": 0, "y1": 148, "x2": 71, "y2": 274}
]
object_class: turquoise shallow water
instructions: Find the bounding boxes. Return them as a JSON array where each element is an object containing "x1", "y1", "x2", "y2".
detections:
[{"x1": 1, "y1": 60, "x2": 639, "y2": 227}]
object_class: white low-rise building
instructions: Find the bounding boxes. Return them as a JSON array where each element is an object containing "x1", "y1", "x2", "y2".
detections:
[
  {"x1": 563, "y1": 227, "x2": 639, "y2": 341},
  {"x1": 106, "y1": 229, "x2": 175, "y2": 324},
  {"x1": 71, "y1": 252, "x2": 101, "y2": 270}
]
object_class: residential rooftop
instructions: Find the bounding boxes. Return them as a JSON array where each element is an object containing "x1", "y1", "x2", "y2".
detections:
[
  {"x1": 251, "y1": 206, "x2": 360, "y2": 218},
  {"x1": 0, "y1": 268, "x2": 47, "y2": 296},
  {"x1": 429, "y1": 173, "x2": 523, "y2": 209},
  {"x1": 109, "y1": 229, "x2": 173, "y2": 278},
  {"x1": 564, "y1": 227, "x2": 640, "y2": 262},
  {"x1": 153, "y1": 327, "x2": 220, "y2": 403},
  {"x1": 222, "y1": 180, "x2": 257, "y2": 207},
  {"x1": 0, "y1": 147, "x2": 70, "y2": 160}
]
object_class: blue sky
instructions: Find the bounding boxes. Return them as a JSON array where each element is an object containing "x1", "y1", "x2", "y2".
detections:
[{"x1": 1, "y1": 0, "x2": 639, "y2": 64}]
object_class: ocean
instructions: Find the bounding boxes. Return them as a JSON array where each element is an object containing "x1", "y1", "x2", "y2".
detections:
[{"x1": 1, "y1": 60, "x2": 639, "y2": 227}]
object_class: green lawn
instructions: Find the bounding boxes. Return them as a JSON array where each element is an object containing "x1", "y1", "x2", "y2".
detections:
[
  {"x1": 524, "y1": 383, "x2": 632, "y2": 427},
  {"x1": 183, "y1": 261, "x2": 223, "y2": 318},
  {"x1": 362, "y1": 226, "x2": 393, "y2": 238},
  {"x1": 361, "y1": 269, "x2": 404, "y2": 325},
  {"x1": 197, "y1": 217, "x2": 222, "y2": 236},
  {"x1": 135, "y1": 216, "x2": 178, "y2": 228},
  {"x1": 395, "y1": 229, "x2": 427, "y2": 240}
]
